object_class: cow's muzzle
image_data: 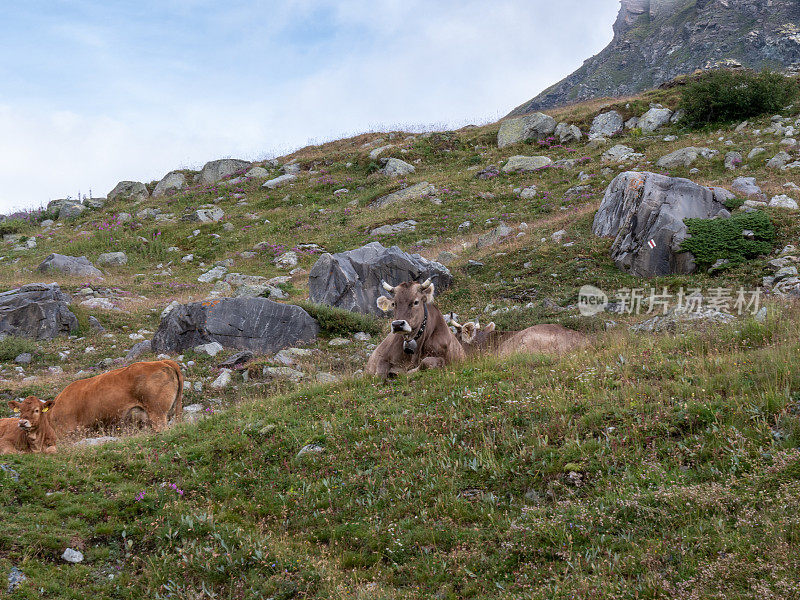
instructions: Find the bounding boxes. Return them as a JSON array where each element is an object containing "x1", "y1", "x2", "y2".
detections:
[
  {"x1": 18, "y1": 420, "x2": 31, "y2": 430},
  {"x1": 392, "y1": 320, "x2": 412, "y2": 333}
]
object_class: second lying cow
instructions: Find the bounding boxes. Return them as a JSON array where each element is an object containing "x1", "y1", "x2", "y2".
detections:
[
  {"x1": 450, "y1": 319, "x2": 589, "y2": 357},
  {"x1": 0, "y1": 396, "x2": 58, "y2": 455}
]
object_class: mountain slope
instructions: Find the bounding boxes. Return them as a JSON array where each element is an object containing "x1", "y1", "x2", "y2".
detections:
[{"x1": 509, "y1": 0, "x2": 800, "y2": 116}]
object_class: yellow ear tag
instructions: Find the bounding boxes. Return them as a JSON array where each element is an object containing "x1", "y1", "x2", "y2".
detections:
[{"x1": 42, "y1": 407, "x2": 49, "y2": 413}]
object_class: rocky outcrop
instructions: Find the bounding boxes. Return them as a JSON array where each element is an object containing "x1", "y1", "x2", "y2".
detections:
[
  {"x1": 509, "y1": 0, "x2": 800, "y2": 114},
  {"x1": 497, "y1": 113, "x2": 557, "y2": 148},
  {"x1": 108, "y1": 181, "x2": 149, "y2": 203},
  {"x1": 593, "y1": 171, "x2": 732, "y2": 277},
  {"x1": 308, "y1": 242, "x2": 452, "y2": 316},
  {"x1": 152, "y1": 171, "x2": 188, "y2": 198},
  {"x1": 152, "y1": 298, "x2": 319, "y2": 354},
  {"x1": 0, "y1": 283, "x2": 78, "y2": 340},
  {"x1": 199, "y1": 159, "x2": 251, "y2": 186}
]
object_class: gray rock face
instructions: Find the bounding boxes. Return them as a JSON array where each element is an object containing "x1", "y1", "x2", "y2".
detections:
[
  {"x1": 152, "y1": 298, "x2": 318, "y2": 354},
  {"x1": 476, "y1": 224, "x2": 514, "y2": 249},
  {"x1": 108, "y1": 181, "x2": 149, "y2": 202},
  {"x1": 38, "y1": 254, "x2": 104, "y2": 279},
  {"x1": 97, "y1": 252, "x2": 128, "y2": 266},
  {"x1": 244, "y1": 166, "x2": 270, "y2": 179},
  {"x1": 189, "y1": 207, "x2": 224, "y2": 223},
  {"x1": 380, "y1": 158, "x2": 415, "y2": 177},
  {"x1": 589, "y1": 111, "x2": 623, "y2": 139},
  {"x1": 731, "y1": 177, "x2": 766, "y2": 200},
  {"x1": 502, "y1": 155, "x2": 553, "y2": 173},
  {"x1": 126, "y1": 339, "x2": 152, "y2": 361},
  {"x1": 0, "y1": 283, "x2": 78, "y2": 340},
  {"x1": 508, "y1": 0, "x2": 800, "y2": 114},
  {"x1": 638, "y1": 107, "x2": 673, "y2": 133},
  {"x1": 767, "y1": 151, "x2": 792, "y2": 169},
  {"x1": 59, "y1": 203, "x2": 87, "y2": 220},
  {"x1": 593, "y1": 171, "x2": 731, "y2": 277},
  {"x1": 152, "y1": 171, "x2": 188, "y2": 198},
  {"x1": 497, "y1": 113, "x2": 557, "y2": 149},
  {"x1": 656, "y1": 147, "x2": 718, "y2": 169},
  {"x1": 369, "y1": 182, "x2": 435, "y2": 209},
  {"x1": 308, "y1": 241, "x2": 452, "y2": 316},
  {"x1": 603, "y1": 144, "x2": 644, "y2": 162},
  {"x1": 199, "y1": 159, "x2": 251, "y2": 185},
  {"x1": 724, "y1": 151, "x2": 743, "y2": 170}
]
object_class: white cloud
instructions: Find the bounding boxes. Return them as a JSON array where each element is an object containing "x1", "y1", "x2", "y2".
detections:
[{"x1": 0, "y1": 0, "x2": 619, "y2": 213}]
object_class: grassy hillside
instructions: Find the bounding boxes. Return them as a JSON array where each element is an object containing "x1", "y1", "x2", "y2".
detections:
[{"x1": 2, "y1": 86, "x2": 800, "y2": 598}]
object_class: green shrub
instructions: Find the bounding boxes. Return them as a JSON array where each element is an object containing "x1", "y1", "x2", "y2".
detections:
[
  {"x1": 681, "y1": 211, "x2": 775, "y2": 270},
  {"x1": 0, "y1": 336, "x2": 39, "y2": 362},
  {"x1": 0, "y1": 219, "x2": 26, "y2": 236},
  {"x1": 296, "y1": 302, "x2": 383, "y2": 337},
  {"x1": 679, "y1": 70, "x2": 799, "y2": 127}
]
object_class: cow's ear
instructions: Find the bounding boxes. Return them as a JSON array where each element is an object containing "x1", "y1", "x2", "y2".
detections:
[
  {"x1": 42, "y1": 400, "x2": 55, "y2": 411},
  {"x1": 376, "y1": 296, "x2": 393, "y2": 313},
  {"x1": 485, "y1": 322, "x2": 497, "y2": 333},
  {"x1": 422, "y1": 283, "x2": 435, "y2": 303},
  {"x1": 8, "y1": 401, "x2": 20, "y2": 411},
  {"x1": 461, "y1": 322, "x2": 477, "y2": 343}
]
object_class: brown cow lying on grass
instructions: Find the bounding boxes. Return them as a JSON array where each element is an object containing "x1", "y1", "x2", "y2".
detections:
[
  {"x1": 0, "y1": 397, "x2": 57, "y2": 455},
  {"x1": 366, "y1": 279, "x2": 465, "y2": 378},
  {"x1": 49, "y1": 360, "x2": 184, "y2": 436},
  {"x1": 449, "y1": 319, "x2": 589, "y2": 357}
]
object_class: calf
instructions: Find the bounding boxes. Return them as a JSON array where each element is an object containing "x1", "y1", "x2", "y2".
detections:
[
  {"x1": 48, "y1": 360, "x2": 183, "y2": 436},
  {"x1": 0, "y1": 397, "x2": 57, "y2": 455},
  {"x1": 366, "y1": 279, "x2": 465, "y2": 378},
  {"x1": 450, "y1": 319, "x2": 589, "y2": 357}
]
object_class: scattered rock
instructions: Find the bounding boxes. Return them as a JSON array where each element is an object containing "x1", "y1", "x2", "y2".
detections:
[
  {"x1": 631, "y1": 305, "x2": 735, "y2": 333},
  {"x1": 244, "y1": 166, "x2": 270, "y2": 179},
  {"x1": 638, "y1": 107, "x2": 673, "y2": 133},
  {"x1": 589, "y1": 111, "x2": 623, "y2": 139},
  {"x1": 7, "y1": 566, "x2": 26, "y2": 593},
  {"x1": 274, "y1": 251, "x2": 298, "y2": 269},
  {"x1": 108, "y1": 181, "x2": 149, "y2": 202},
  {"x1": 656, "y1": 147, "x2": 719, "y2": 169},
  {"x1": 308, "y1": 241, "x2": 451, "y2": 316},
  {"x1": 96, "y1": 252, "x2": 128, "y2": 266},
  {"x1": 502, "y1": 155, "x2": 553, "y2": 173},
  {"x1": 199, "y1": 159, "x2": 251, "y2": 185},
  {"x1": 497, "y1": 113, "x2": 557, "y2": 148},
  {"x1": 126, "y1": 340, "x2": 152, "y2": 361},
  {"x1": 80, "y1": 298, "x2": 117, "y2": 311},
  {"x1": 769, "y1": 194, "x2": 799, "y2": 209},
  {"x1": 296, "y1": 443, "x2": 324, "y2": 458},
  {"x1": 369, "y1": 182, "x2": 435, "y2": 209},
  {"x1": 195, "y1": 341, "x2": 224, "y2": 357},
  {"x1": 551, "y1": 230, "x2": 567, "y2": 243},
  {"x1": 152, "y1": 171, "x2": 188, "y2": 198},
  {"x1": 767, "y1": 151, "x2": 792, "y2": 169},
  {"x1": 554, "y1": 122, "x2": 582, "y2": 143},
  {"x1": 724, "y1": 151, "x2": 743, "y2": 170},
  {"x1": 263, "y1": 366, "x2": 304, "y2": 382},
  {"x1": 477, "y1": 224, "x2": 514, "y2": 249},
  {"x1": 219, "y1": 350, "x2": 255, "y2": 368},
  {"x1": 37, "y1": 254, "x2": 104, "y2": 279},
  {"x1": 189, "y1": 207, "x2": 224, "y2": 223},
  {"x1": 603, "y1": 144, "x2": 644, "y2": 162},
  {"x1": 731, "y1": 177, "x2": 766, "y2": 200},
  {"x1": 370, "y1": 220, "x2": 418, "y2": 236},
  {"x1": 62, "y1": 548, "x2": 84, "y2": 564},
  {"x1": 210, "y1": 369, "x2": 233, "y2": 389},
  {"x1": 198, "y1": 266, "x2": 228, "y2": 283},
  {"x1": 263, "y1": 174, "x2": 297, "y2": 190},
  {"x1": 15, "y1": 353, "x2": 32, "y2": 364},
  {"x1": 519, "y1": 186, "x2": 538, "y2": 199},
  {"x1": 380, "y1": 158, "x2": 415, "y2": 177}
]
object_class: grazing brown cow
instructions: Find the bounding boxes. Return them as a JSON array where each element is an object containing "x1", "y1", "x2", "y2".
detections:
[
  {"x1": 449, "y1": 319, "x2": 589, "y2": 357},
  {"x1": 49, "y1": 360, "x2": 183, "y2": 436},
  {"x1": 0, "y1": 397, "x2": 57, "y2": 454},
  {"x1": 366, "y1": 279, "x2": 465, "y2": 378}
]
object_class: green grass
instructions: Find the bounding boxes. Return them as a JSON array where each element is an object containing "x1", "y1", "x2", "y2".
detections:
[
  {"x1": 297, "y1": 301, "x2": 383, "y2": 337},
  {"x1": 0, "y1": 336, "x2": 39, "y2": 362}
]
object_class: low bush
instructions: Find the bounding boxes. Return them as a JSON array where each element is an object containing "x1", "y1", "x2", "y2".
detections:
[
  {"x1": 0, "y1": 336, "x2": 38, "y2": 362},
  {"x1": 681, "y1": 211, "x2": 775, "y2": 270},
  {"x1": 297, "y1": 302, "x2": 383, "y2": 337},
  {"x1": 679, "y1": 70, "x2": 799, "y2": 127}
]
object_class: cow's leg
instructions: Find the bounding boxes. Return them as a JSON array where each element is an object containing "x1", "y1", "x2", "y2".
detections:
[
  {"x1": 124, "y1": 407, "x2": 148, "y2": 429},
  {"x1": 149, "y1": 412, "x2": 169, "y2": 433},
  {"x1": 0, "y1": 444, "x2": 18, "y2": 455},
  {"x1": 44, "y1": 445, "x2": 57, "y2": 454},
  {"x1": 409, "y1": 357, "x2": 445, "y2": 374}
]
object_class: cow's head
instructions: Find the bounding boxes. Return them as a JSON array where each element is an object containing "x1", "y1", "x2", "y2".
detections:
[
  {"x1": 447, "y1": 317, "x2": 495, "y2": 345},
  {"x1": 377, "y1": 279, "x2": 435, "y2": 342},
  {"x1": 9, "y1": 396, "x2": 54, "y2": 434}
]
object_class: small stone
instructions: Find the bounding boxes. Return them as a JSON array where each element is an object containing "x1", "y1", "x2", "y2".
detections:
[
  {"x1": 551, "y1": 229, "x2": 567, "y2": 243},
  {"x1": 769, "y1": 195, "x2": 799, "y2": 210},
  {"x1": 354, "y1": 332, "x2": 371, "y2": 341},
  {"x1": 274, "y1": 251, "x2": 298, "y2": 269},
  {"x1": 296, "y1": 443, "x2": 324, "y2": 458},
  {"x1": 210, "y1": 369, "x2": 233, "y2": 389},
  {"x1": 195, "y1": 342, "x2": 224, "y2": 357},
  {"x1": 14, "y1": 353, "x2": 32, "y2": 364},
  {"x1": 263, "y1": 366, "x2": 304, "y2": 382},
  {"x1": 62, "y1": 548, "x2": 84, "y2": 563}
]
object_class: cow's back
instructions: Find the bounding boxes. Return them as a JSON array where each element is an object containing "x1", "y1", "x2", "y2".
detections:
[
  {"x1": 50, "y1": 360, "x2": 182, "y2": 434},
  {"x1": 499, "y1": 325, "x2": 588, "y2": 357}
]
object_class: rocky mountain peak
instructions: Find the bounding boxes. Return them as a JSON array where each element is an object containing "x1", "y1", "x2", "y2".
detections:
[{"x1": 509, "y1": 0, "x2": 800, "y2": 116}]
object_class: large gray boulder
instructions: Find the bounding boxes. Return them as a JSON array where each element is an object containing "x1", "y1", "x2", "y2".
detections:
[
  {"x1": 555, "y1": 122, "x2": 582, "y2": 144},
  {"x1": 152, "y1": 171, "x2": 188, "y2": 198},
  {"x1": 380, "y1": 158, "x2": 415, "y2": 177},
  {"x1": 308, "y1": 242, "x2": 452, "y2": 316},
  {"x1": 497, "y1": 113, "x2": 557, "y2": 149},
  {"x1": 0, "y1": 283, "x2": 78, "y2": 340},
  {"x1": 589, "y1": 111, "x2": 623, "y2": 139},
  {"x1": 108, "y1": 181, "x2": 149, "y2": 202},
  {"x1": 593, "y1": 171, "x2": 731, "y2": 277},
  {"x1": 37, "y1": 254, "x2": 104, "y2": 279},
  {"x1": 502, "y1": 155, "x2": 553, "y2": 173},
  {"x1": 152, "y1": 298, "x2": 318, "y2": 354},
  {"x1": 731, "y1": 177, "x2": 766, "y2": 200},
  {"x1": 199, "y1": 159, "x2": 251, "y2": 186}
]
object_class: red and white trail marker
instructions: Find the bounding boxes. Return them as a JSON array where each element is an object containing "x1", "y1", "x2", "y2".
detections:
[{"x1": 647, "y1": 239, "x2": 657, "y2": 249}]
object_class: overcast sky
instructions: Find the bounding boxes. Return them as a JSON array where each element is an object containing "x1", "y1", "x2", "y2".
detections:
[{"x1": 0, "y1": 0, "x2": 619, "y2": 213}]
